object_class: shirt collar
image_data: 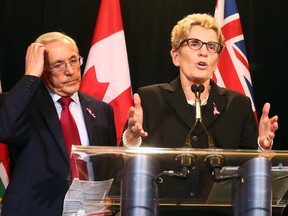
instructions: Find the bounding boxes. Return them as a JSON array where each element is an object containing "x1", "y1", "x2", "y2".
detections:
[{"x1": 47, "y1": 87, "x2": 80, "y2": 105}]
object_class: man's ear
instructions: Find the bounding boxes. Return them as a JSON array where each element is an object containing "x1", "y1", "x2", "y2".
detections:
[{"x1": 170, "y1": 49, "x2": 180, "y2": 67}]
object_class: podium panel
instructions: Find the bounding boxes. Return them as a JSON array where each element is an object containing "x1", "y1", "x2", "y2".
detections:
[{"x1": 72, "y1": 146, "x2": 288, "y2": 216}]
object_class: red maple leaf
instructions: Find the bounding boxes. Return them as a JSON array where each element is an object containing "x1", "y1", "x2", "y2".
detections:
[{"x1": 80, "y1": 66, "x2": 109, "y2": 100}]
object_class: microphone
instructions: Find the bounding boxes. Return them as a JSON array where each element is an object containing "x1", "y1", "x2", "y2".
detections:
[
  {"x1": 174, "y1": 84, "x2": 234, "y2": 182},
  {"x1": 170, "y1": 84, "x2": 205, "y2": 179},
  {"x1": 192, "y1": 86, "x2": 233, "y2": 181},
  {"x1": 160, "y1": 84, "x2": 217, "y2": 181},
  {"x1": 185, "y1": 84, "x2": 215, "y2": 148},
  {"x1": 192, "y1": 84, "x2": 204, "y2": 120}
]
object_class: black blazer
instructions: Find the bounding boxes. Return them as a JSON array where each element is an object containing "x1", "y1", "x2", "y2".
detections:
[
  {"x1": 1, "y1": 75, "x2": 116, "y2": 216},
  {"x1": 137, "y1": 77, "x2": 259, "y2": 216},
  {"x1": 138, "y1": 76, "x2": 258, "y2": 149}
]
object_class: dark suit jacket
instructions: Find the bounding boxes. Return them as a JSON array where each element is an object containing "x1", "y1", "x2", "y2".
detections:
[
  {"x1": 137, "y1": 77, "x2": 259, "y2": 215},
  {"x1": 138, "y1": 76, "x2": 258, "y2": 149},
  {"x1": 0, "y1": 75, "x2": 116, "y2": 216}
]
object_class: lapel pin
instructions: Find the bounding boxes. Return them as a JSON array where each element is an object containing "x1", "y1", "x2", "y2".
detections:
[
  {"x1": 213, "y1": 103, "x2": 220, "y2": 115},
  {"x1": 86, "y1": 107, "x2": 96, "y2": 118}
]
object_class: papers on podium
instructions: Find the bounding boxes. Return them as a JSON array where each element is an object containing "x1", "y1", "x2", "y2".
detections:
[{"x1": 62, "y1": 178, "x2": 113, "y2": 216}]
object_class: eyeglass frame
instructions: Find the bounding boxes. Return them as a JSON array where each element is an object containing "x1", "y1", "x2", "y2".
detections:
[
  {"x1": 179, "y1": 38, "x2": 224, "y2": 54},
  {"x1": 48, "y1": 56, "x2": 84, "y2": 72}
]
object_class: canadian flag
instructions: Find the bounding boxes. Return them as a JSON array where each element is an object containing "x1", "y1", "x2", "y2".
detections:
[
  {"x1": 214, "y1": 0, "x2": 257, "y2": 120},
  {"x1": 80, "y1": 0, "x2": 133, "y2": 145}
]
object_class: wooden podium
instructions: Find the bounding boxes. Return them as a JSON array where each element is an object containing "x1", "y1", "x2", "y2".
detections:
[{"x1": 72, "y1": 146, "x2": 288, "y2": 216}]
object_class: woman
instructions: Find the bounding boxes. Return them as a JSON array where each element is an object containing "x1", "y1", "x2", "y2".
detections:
[
  {"x1": 122, "y1": 13, "x2": 279, "y2": 216},
  {"x1": 123, "y1": 13, "x2": 278, "y2": 150}
]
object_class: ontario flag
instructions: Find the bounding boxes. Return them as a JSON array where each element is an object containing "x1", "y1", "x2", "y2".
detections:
[
  {"x1": 0, "y1": 81, "x2": 9, "y2": 203},
  {"x1": 80, "y1": 0, "x2": 133, "y2": 145},
  {"x1": 213, "y1": 0, "x2": 258, "y2": 121},
  {"x1": 0, "y1": 144, "x2": 9, "y2": 203}
]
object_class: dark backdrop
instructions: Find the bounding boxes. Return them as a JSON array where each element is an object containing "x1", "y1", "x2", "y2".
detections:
[{"x1": 1, "y1": 0, "x2": 287, "y2": 149}]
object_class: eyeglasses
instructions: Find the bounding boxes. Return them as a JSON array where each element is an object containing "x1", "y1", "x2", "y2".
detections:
[
  {"x1": 49, "y1": 56, "x2": 84, "y2": 72},
  {"x1": 179, "y1": 38, "x2": 223, "y2": 54}
]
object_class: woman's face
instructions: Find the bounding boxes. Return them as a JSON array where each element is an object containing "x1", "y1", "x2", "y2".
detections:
[{"x1": 171, "y1": 25, "x2": 220, "y2": 85}]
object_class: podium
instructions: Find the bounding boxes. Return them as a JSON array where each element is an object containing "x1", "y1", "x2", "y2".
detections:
[{"x1": 72, "y1": 146, "x2": 288, "y2": 216}]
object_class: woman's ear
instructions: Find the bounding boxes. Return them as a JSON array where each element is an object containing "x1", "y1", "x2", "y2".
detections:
[{"x1": 171, "y1": 48, "x2": 180, "y2": 67}]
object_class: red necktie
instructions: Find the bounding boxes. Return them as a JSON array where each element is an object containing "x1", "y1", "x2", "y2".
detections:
[{"x1": 59, "y1": 97, "x2": 88, "y2": 180}]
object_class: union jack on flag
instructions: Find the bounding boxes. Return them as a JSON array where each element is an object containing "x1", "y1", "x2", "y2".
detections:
[{"x1": 213, "y1": 0, "x2": 257, "y2": 120}]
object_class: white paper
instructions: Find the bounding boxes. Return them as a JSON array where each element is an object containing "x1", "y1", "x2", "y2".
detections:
[{"x1": 62, "y1": 178, "x2": 114, "y2": 216}]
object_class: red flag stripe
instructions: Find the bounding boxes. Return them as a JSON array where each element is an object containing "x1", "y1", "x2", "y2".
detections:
[
  {"x1": 221, "y1": 18, "x2": 243, "y2": 41},
  {"x1": 217, "y1": 47, "x2": 245, "y2": 95},
  {"x1": 234, "y1": 46, "x2": 249, "y2": 71},
  {"x1": 91, "y1": 0, "x2": 124, "y2": 45}
]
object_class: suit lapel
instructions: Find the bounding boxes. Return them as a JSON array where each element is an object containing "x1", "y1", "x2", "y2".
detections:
[
  {"x1": 78, "y1": 92, "x2": 97, "y2": 146},
  {"x1": 202, "y1": 81, "x2": 227, "y2": 129},
  {"x1": 165, "y1": 78, "x2": 228, "y2": 134},
  {"x1": 35, "y1": 89, "x2": 98, "y2": 161},
  {"x1": 35, "y1": 85, "x2": 68, "y2": 159},
  {"x1": 165, "y1": 78, "x2": 194, "y2": 128}
]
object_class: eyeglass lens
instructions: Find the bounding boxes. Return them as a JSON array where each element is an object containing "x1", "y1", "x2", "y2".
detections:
[
  {"x1": 51, "y1": 57, "x2": 83, "y2": 72},
  {"x1": 184, "y1": 38, "x2": 222, "y2": 53}
]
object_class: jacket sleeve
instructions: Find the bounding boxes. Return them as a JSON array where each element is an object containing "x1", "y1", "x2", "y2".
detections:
[{"x1": 0, "y1": 75, "x2": 42, "y2": 142}]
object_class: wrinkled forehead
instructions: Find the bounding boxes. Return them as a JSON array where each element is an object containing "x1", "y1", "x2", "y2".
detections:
[{"x1": 44, "y1": 39, "x2": 78, "y2": 62}]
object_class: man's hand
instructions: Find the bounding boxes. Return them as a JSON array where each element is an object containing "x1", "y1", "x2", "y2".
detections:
[{"x1": 25, "y1": 42, "x2": 45, "y2": 77}]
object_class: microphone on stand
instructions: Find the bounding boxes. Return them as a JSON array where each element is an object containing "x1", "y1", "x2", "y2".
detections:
[
  {"x1": 158, "y1": 84, "x2": 205, "y2": 179},
  {"x1": 192, "y1": 84, "x2": 204, "y2": 120},
  {"x1": 175, "y1": 84, "x2": 208, "y2": 178},
  {"x1": 186, "y1": 84, "x2": 232, "y2": 181},
  {"x1": 157, "y1": 84, "x2": 227, "y2": 181},
  {"x1": 157, "y1": 83, "x2": 237, "y2": 183},
  {"x1": 184, "y1": 84, "x2": 215, "y2": 148},
  {"x1": 187, "y1": 85, "x2": 237, "y2": 181}
]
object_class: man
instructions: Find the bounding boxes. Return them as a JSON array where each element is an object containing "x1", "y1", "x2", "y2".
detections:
[{"x1": 0, "y1": 32, "x2": 116, "y2": 215}]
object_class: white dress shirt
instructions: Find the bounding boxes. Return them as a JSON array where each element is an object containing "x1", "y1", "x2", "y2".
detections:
[{"x1": 48, "y1": 89, "x2": 90, "y2": 146}]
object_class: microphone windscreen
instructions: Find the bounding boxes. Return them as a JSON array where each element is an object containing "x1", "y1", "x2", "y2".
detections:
[
  {"x1": 191, "y1": 84, "x2": 198, "y2": 93},
  {"x1": 198, "y1": 84, "x2": 205, "y2": 93},
  {"x1": 191, "y1": 84, "x2": 205, "y2": 93}
]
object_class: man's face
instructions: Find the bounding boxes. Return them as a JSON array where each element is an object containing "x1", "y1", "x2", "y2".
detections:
[{"x1": 43, "y1": 38, "x2": 82, "y2": 96}]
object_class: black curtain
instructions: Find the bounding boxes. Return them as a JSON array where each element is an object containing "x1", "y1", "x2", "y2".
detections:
[{"x1": 1, "y1": 0, "x2": 287, "y2": 150}]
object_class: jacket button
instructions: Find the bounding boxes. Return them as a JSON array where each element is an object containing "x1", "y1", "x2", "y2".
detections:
[
  {"x1": 66, "y1": 174, "x2": 71, "y2": 181},
  {"x1": 192, "y1": 136, "x2": 198, "y2": 142}
]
